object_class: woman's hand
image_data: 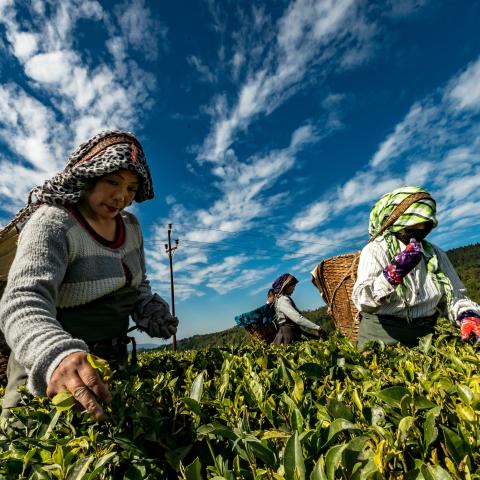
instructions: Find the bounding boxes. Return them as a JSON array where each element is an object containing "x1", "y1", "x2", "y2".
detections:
[
  {"x1": 383, "y1": 238, "x2": 423, "y2": 285},
  {"x1": 458, "y1": 311, "x2": 480, "y2": 342},
  {"x1": 46, "y1": 352, "x2": 112, "y2": 420}
]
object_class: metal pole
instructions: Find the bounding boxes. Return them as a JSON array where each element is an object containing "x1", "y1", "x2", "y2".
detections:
[{"x1": 166, "y1": 224, "x2": 178, "y2": 352}]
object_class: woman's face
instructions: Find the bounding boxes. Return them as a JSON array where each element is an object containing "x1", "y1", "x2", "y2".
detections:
[
  {"x1": 395, "y1": 220, "x2": 433, "y2": 244},
  {"x1": 284, "y1": 284, "x2": 296, "y2": 295},
  {"x1": 80, "y1": 169, "x2": 140, "y2": 221}
]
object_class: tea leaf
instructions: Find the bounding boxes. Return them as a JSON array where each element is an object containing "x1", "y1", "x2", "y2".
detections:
[
  {"x1": 457, "y1": 385, "x2": 473, "y2": 405},
  {"x1": 441, "y1": 426, "x2": 469, "y2": 464},
  {"x1": 190, "y1": 371, "x2": 204, "y2": 402},
  {"x1": 424, "y1": 406, "x2": 441, "y2": 451},
  {"x1": 325, "y1": 444, "x2": 347, "y2": 480},
  {"x1": 418, "y1": 334, "x2": 433, "y2": 354},
  {"x1": 284, "y1": 432, "x2": 305, "y2": 480},
  {"x1": 326, "y1": 398, "x2": 354, "y2": 421},
  {"x1": 310, "y1": 456, "x2": 327, "y2": 480},
  {"x1": 51, "y1": 390, "x2": 76, "y2": 411},
  {"x1": 323, "y1": 418, "x2": 358, "y2": 448},
  {"x1": 66, "y1": 456, "x2": 94, "y2": 480},
  {"x1": 377, "y1": 386, "x2": 410, "y2": 407},
  {"x1": 185, "y1": 457, "x2": 202, "y2": 480},
  {"x1": 86, "y1": 354, "x2": 112, "y2": 380},
  {"x1": 421, "y1": 464, "x2": 453, "y2": 480},
  {"x1": 182, "y1": 398, "x2": 202, "y2": 416}
]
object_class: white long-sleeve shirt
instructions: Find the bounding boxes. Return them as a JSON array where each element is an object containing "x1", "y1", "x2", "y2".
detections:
[
  {"x1": 275, "y1": 295, "x2": 321, "y2": 330},
  {"x1": 352, "y1": 237, "x2": 480, "y2": 324}
]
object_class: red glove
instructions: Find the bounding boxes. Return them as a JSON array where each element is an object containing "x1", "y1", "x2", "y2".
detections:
[{"x1": 459, "y1": 312, "x2": 480, "y2": 341}]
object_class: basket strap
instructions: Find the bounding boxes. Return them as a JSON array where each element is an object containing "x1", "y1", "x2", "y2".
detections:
[{"x1": 369, "y1": 191, "x2": 432, "y2": 243}]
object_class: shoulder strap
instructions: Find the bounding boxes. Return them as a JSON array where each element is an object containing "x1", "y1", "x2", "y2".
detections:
[
  {"x1": 0, "y1": 189, "x2": 41, "y2": 241},
  {"x1": 369, "y1": 191, "x2": 432, "y2": 243}
]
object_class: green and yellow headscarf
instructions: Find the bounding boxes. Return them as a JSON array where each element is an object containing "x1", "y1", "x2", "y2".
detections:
[{"x1": 369, "y1": 186, "x2": 453, "y2": 314}]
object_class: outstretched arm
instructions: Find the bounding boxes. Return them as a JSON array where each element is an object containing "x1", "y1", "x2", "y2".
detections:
[{"x1": 277, "y1": 296, "x2": 323, "y2": 331}]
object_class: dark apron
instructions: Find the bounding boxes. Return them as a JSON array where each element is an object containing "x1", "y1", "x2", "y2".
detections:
[
  {"x1": 274, "y1": 319, "x2": 302, "y2": 345},
  {"x1": 1, "y1": 286, "x2": 138, "y2": 417},
  {"x1": 357, "y1": 311, "x2": 437, "y2": 350},
  {"x1": 57, "y1": 285, "x2": 138, "y2": 365}
]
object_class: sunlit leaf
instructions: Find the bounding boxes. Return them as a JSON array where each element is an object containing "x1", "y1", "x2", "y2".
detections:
[
  {"x1": 190, "y1": 371, "x2": 204, "y2": 402},
  {"x1": 51, "y1": 390, "x2": 76, "y2": 411},
  {"x1": 86, "y1": 354, "x2": 112, "y2": 380},
  {"x1": 284, "y1": 432, "x2": 305, "y2": 480},
  {"x1": 421, "y1": 464, "x2": 453, "y2": 480},
  {"x1": 377, "y1": 386, "x2": 410, "y2": 407}
]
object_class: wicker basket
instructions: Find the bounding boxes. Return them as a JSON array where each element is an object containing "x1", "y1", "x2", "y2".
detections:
[
  {"x1": 245, "y1": 323, "x2": 277, "y2": 344},
  {"x1": 311, "y1": 252, "x2": 361, "y2": 342},
  {"x1": 310, "y1": 191, "x2": 432, "y2": 343},
  {"x1": 0, "y1": 281, "x2": 10, "y2": 385}
]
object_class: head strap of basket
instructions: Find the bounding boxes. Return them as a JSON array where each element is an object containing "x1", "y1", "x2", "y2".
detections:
[
  {"x1": 272, "y1": 273, "x2": 298, "y2": 295},
  {"x1": 369, "y1": 185, "x2": 453, "y2": 308},
  {"x1": 0, "y1": 131, "x2": 154, "y2": 240}
]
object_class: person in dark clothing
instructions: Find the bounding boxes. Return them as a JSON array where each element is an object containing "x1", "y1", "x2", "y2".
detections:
[{"x1": 272, "y1": 273, "x2": 325, "y2": 345}]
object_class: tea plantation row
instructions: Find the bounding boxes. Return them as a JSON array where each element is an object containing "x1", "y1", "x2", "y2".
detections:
[{"x1": 1, "y1": 319, "x2": 479, "y2": 479}]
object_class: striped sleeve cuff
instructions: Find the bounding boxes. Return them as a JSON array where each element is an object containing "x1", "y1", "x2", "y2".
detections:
[{"x1": 27, "y1": 339, "x2": 89, "y2": 397}]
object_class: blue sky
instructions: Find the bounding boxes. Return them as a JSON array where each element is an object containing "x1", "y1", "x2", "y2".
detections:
[{"x1": 1, "y1": 0, "x2": 480, "y2": 344}]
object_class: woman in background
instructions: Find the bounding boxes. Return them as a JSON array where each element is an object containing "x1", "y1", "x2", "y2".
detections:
[
  {"x1": 272, "y1": 273, "x2": 326, "y2": 345},
  {"x1": 352, "y1": 186, "x2": 480, "y2": 349}
]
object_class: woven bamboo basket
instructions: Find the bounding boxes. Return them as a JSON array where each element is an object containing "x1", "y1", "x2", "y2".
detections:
[
  {"x1": 0, "y1": 281, "x2": 10, "y2": 385},
  {"x1": 245, "y1": 323, "x2": 277, "y2": 344},
  {"x1": 311, "y1": 252, "x2": 361, "y2": 342}
]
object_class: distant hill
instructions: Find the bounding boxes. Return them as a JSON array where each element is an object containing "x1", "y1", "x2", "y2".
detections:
[
  {"x1": 445, "y1": 243, "x2": 480, "y2": 304},
  {"x1": 155, "y1": 242, "x2": 480, "y2": 352}
]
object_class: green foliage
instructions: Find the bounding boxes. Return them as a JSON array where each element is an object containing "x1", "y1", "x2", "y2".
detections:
[
  {"x1": 447, "y1": 243, "x2": 480, "y2": 304},
  {"x1": 1, "y1": 243, "x2": 479, "y2": 478},
  {"x1": 156, "y1": 326, "x2": 251, "y2": 352},
  {"x1": 2, "y1": 319, "x2": 480, "y2": 478}
]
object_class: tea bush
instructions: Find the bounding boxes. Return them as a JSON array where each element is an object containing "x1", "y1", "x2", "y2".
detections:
[{"x1": 1, "y1": 319, "x2": 479, "y2": 479}]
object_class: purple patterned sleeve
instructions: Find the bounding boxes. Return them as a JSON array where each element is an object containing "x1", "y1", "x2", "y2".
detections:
[{"x1": 383, "y1": 238, "x2": 423, "y2": 285}]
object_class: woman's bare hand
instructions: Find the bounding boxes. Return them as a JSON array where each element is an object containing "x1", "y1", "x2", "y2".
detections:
[{"x1": 46, "y1": 351, "x2": 112, "y2": 420}]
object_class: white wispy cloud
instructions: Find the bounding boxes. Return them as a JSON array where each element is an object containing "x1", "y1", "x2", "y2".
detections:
[
  {"x1": 447, "y1": 57, "x2": 480, "y2": 112},
  {"x1": 198, "y1": 0, "x2": 363, "y2": 163},
  {"x1": 385, "y1": 0, "x2": 431, "y2": 18},
  {"x1": 145, "y1": 123, "x2": 320, "y2": 297},
  {"x1": 150, "y1": 0, "x2": 390, "y2": 300},
  {"x1": 114, "y1": 0, "x2": 167, "y2": 61},
  {"x1": 292, "y1": 56, "x2": 480, "y2": 249},
  {"x1": 0, "y1": 0, "x2": 160, "y2": 215},
  {"x1": 187, "y1": 55, "x2": 217, "y2": 83}
]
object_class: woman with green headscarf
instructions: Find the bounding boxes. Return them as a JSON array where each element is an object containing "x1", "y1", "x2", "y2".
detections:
[{"x1": 352, "y1": 186, "x2": 480, "y2": 349}]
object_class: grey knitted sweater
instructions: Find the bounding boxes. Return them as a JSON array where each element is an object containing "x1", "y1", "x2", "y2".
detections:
[{"x1": 0, "y1": 205, "x2": 165, "y2": 396}]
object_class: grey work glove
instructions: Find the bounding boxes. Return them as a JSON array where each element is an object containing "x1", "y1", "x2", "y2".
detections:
[
  {"x1": 148, "y1": 314, "x2": 179, "y2": 339},
  {"x1": 135, "y1": 294, "x2": 179, "y2": 339}
]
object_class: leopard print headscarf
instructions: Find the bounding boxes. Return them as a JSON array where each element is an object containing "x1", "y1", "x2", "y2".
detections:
[
  {"x1": 0, "y1": 131, "x2": 154, "y2": 238},
  {"x1": 29, "y1": 130, "x2": 154, "y2": 206}
]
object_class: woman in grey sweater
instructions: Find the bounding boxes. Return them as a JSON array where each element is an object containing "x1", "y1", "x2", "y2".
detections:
[
  {"x1": 0, "y1": 131, "x2": 177, "y2": 421},
  {"x1": 272, "y1": 273, "x2": 325, "y2": 345}
]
